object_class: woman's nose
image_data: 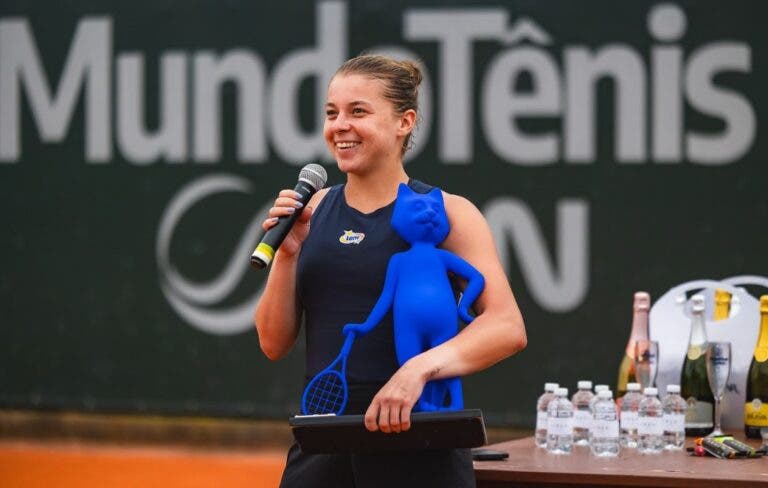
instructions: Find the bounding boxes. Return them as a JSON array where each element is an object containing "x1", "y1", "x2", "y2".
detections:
[{"x1": 331, "y1": 113, "x2": 351, "y2": 131}]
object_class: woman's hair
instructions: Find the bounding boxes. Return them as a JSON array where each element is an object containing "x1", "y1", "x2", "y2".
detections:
[{"x1": 335, "y1": 54, "x2": 423, "y2": 153}]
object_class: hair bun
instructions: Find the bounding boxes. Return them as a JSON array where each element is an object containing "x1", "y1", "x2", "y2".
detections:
[{"x1": 400, "y1": 60, "x2": 423, "y2": 87}]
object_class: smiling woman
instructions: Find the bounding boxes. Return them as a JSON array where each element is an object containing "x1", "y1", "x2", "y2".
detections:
[
  {"x1": 322, "y1": 61, "x2": 420, "y2": 197},
  {"x1": 323, "y1": 73, "x2": 412, "y2": 182},
  {"x1": 254, "y1": 53, "x2": 527, "y2": 488}
]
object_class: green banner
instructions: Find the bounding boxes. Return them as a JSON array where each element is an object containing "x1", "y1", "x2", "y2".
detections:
[{"x1": 1, "y1": 0, "x2": 765, "y2": 425}]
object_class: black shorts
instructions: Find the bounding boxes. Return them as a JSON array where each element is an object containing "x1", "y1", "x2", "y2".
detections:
[{"x1": 279, "y1": 442, "x2": 475, "y2": 488}]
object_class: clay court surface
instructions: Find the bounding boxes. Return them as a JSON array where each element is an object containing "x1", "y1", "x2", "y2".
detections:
[
  {"x1": 0, "y1": 411, "x2": 295, "y2": 487},
  {"x1": 0, "y1": 412, "x2": 527, "y2": 487},
  {"x1": 0, "y1": 440, "x2": 287, "y2": 488}
]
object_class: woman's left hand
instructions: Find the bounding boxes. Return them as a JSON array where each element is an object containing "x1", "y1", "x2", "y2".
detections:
[{"x1": 365, "y1": 361, "x2": 426, "y2": 433}]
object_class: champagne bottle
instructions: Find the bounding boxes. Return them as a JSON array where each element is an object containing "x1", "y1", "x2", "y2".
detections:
[
  {"x1": 616, "y1": 292, "x2": 651, "y2": 400},
  {"x1": 680, "y1": 294, "x2": 714, "y2": 436},
  {"x1": 745, "y1": 295, "x2": 768, "y2": 439},
  {"x1": 713, "y1": 288, "x2": 731, "y2": 321}
]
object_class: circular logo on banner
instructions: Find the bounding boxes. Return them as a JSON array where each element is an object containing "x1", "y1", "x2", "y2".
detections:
[{"x1": 156, "y1": 173, "x2": 270, "y2": 335}]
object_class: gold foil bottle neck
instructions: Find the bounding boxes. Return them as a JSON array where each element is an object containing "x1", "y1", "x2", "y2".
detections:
[{"x1": 714, "y1": 288, "x2": 731, "y2": 321}]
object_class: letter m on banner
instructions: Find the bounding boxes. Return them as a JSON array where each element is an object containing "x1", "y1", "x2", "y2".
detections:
[{"x1": 0, "y1": 18, "x2": 111, "y2": 162}]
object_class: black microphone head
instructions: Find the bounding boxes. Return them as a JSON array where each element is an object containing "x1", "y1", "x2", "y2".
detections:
[{"x1": 299, "y1": 164, "x2": 328, "y2": 191}]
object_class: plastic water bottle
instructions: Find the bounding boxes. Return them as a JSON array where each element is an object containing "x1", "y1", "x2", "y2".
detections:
[
  {"x1": 638, "y1": 387, "x2": 664, "y2": 454},
  {"x1": 591, "y1": 385, "x2": 609, "y2": 408},
  {"x1": 535, "y1": 382, "x2": 559, "y2": 448},
  {"x1": 587, "y1": 384, "x2": 609, "y2": 444},
  {"x1": 572, "y1": 380, "x2": 594, "y2": 446},
  {"x1": 547, "y1": 387, "x2": 574, "y2": 454},
  {"x1": 662, "y1": 384, "x2": 687, "y2": 450},
  {"x1": 590, "y1": 390, "x2": 620, "y2": 457},
  {"x1": 620, "y1": 382, "x2": 642, "y2": 448}
]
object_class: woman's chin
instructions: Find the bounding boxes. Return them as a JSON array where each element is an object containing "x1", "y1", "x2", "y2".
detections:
[{"x1": 336, "y1": 158, "x2": 363, "y2": 174}]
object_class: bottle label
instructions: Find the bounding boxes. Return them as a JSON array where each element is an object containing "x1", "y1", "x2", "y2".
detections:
[
  {"x1": 620, "y1": 410, "x2": 638, "y2": 430},
  {"x1": 592, "y1": 419, "x2": 619, "y2": 438},
  {"x1": 685, "y1": 398, "x2": 714, "y2": 429},
  {"x1": 548, "y1": 417, "x2": 574, "y2": 436},
  {"x1": 745, "y1": 398, "x2": 768, "y2": 428},
  {"x1": 687, "y1": 343, "x2": 705, "y2": 360},
  {"x1": 573, "y1": 409, "x2": 592, "y2": 429},
  {"x1": 662, "y1": 413, "x2": 685, "y2": 432},
  {"x1": 638, "y1": 416, "x2": 663, "y2": 436},
  {"x1": 536, "y1": 411, "x2": 548, "y2": 431}
]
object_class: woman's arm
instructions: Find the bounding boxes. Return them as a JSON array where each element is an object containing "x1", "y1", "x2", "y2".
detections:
[
  {"x1": 364, "y1": 192, "x2": 527, "y2": 433},
  {"x1": 415, "y1": 192, "x2": 527, "y2": 376},
  {"x1": 254, "y1": 188, "x2": 329, "y2": 360}
]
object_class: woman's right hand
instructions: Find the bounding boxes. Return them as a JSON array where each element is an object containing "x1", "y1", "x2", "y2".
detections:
[{"x1": 262, "y1": 189, "x2": 313, "y2": 258}]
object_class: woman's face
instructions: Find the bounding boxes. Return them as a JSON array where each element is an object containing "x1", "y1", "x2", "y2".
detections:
[{"x1": 323, "y1": 74, "x2": 413, "y2": 175}]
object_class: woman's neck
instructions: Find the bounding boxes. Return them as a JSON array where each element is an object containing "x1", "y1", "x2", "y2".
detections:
[{"x1": 344, "y1": 163, "x2": 409, "y2": 213}]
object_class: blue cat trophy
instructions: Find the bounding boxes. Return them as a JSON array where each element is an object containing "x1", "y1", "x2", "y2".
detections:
[{"x1": 343, "y1": 183, "x2": 485, "y2": 412}]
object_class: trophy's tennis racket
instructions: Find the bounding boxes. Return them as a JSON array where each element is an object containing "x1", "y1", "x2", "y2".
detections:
[{"x1": 301, "y1": 332, "x2": 357, "y2": 415}]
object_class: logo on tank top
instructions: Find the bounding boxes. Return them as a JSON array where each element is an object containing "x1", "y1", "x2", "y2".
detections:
[{"x1": 339, "y1": 230, "x2": 365, "y2": 245}]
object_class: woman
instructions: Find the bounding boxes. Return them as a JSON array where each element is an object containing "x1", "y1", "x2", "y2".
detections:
[{"x1": 255, "y1": 54, "x2": 527, "y2": 487}]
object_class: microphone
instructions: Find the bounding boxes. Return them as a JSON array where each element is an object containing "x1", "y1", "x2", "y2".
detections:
[{"x1": 250, "y1": 163, "x2": 328, "y2": 269}]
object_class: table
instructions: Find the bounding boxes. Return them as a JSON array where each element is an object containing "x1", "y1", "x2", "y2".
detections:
[{"x1": 474, "y1": 436, "x2": 768, "y2": 488}]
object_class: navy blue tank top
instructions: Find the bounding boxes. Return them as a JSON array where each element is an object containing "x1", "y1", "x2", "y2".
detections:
[{"x1": 296, "y1": 179, "x2": 433, "y2": 385}]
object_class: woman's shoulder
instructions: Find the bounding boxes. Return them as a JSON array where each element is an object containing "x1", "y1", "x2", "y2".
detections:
[
  {"x1": 440, "y1": 190, "x2": 490, "y2": 250},
  {"x1": 409, "y1": 179, "x2": 477, "y2": 213},
  {"x1": 307, "y1": 184, "x2": 340, "y2": 209},
  {"x1": 406, "y1": 178, "x2": 482, "y2": 223},
  {"x1": 442, "y1": 190, "x2": 481, "y2": 220}
]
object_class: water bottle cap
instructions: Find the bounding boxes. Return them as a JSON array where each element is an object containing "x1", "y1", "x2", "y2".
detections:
[
  {"x1": 644, "y1": 387, "x2": 658, "y2": 396},
  {"x1": 555, "y1": 387, "x2": 568, "y2": 397},
  {"x1": 691, "y1": 294, "x2": 705, "y2": 312},
  {"x1": 544, "y1": 382, "x2": 559, "y2": 392},
  {"x1": 666, "y1": 384, "x2": 680, "y2": 394},
  {"x1": 578, "y1": 380, "x2": 592, "y2": 389},
  {"x1": 594, "y1": 384, "x2": 609, "y2": 392},
  {"x1": 598, "y1": 390, "x2": 613, "y2": 399},
  {"x1": 627, "y1": 383, "x2": 641, "y2": 391}
]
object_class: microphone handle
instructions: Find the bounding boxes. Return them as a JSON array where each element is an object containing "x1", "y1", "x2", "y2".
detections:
[{"x1": 250, "y1": 180, "x2": 316, "y2": 269}]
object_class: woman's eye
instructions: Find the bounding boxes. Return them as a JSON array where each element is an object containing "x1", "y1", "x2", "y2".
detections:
[
  {"x1": 326, "y1": 110, "x2": 337, "y2": 118},
  {"x1": 353, "y1": 108, "x2": 366, "y2": 115}
]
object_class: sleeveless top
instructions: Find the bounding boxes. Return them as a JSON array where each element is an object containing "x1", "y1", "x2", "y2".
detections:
[{"x1": 296, "y1": 179, "x2": 433, "y2": 385}]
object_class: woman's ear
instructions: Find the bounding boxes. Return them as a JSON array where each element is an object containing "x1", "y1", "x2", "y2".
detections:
[{"x1": 397, "y1": 109, "x2": 417, "y2": 137}]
